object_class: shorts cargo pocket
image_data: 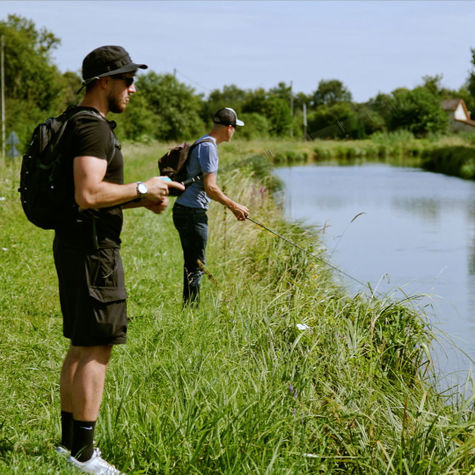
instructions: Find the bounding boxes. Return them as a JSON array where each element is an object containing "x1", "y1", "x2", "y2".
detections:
[{"x1": 85, "y1": 247, "x2": 128, "y2": 303}]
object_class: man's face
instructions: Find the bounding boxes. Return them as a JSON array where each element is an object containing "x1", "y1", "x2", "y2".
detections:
[{"x1": 107, "y1": 73, "x2": 136, "y2": 113}]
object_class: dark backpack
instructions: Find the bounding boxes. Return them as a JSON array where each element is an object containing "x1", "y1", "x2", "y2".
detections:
[
  {"x1": 18, "y1": 108, "x2": 106, "y2": 230},
  {"x1": 158, "y1": 138, "x2": 213, "y2": 196}
]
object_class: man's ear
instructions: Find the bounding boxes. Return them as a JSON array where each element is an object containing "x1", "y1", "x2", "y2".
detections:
[{"x1": 99, "y1": 76, "x2": 110, "y2": 89}]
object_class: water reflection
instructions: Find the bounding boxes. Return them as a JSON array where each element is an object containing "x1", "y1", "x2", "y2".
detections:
[
  {"x1": 391, "y1": 197, "x2": 441, "y2": 222},
  {"x1": 274, "y1": 163, "x2": 475, "y2": 393}
]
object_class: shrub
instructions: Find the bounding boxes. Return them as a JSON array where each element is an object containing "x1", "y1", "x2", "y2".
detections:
[{"x1": 388, "y1": 87, "x2": 449, "y2": 136}]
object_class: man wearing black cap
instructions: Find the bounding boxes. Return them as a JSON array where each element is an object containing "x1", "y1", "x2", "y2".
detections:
[
  {"x1": 173, "y1": 107, "x2": 249, "y2": 306},
  {"x1": 53, "y1": 46, "x2": 183, "y2": 473}
]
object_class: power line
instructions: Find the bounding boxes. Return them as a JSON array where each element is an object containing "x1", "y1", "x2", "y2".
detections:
[{"x1": 173, "y1": 67, "x2": 213, "y2": 93}]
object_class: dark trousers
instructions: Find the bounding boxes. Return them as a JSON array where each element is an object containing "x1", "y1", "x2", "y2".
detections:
[{"x1": 172, "y1": 203, "x2": 208, "y2": 305}]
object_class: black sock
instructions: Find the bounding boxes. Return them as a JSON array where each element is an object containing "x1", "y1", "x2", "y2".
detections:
[
  {"x1": 60, "y1": 411, "x2": 73, "y2": 450},
  {"x1": 71, "y1": 419, "x2": 96, "y2": 462}
]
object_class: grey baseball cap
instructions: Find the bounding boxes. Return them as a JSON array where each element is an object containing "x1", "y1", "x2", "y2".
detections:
[{"x1": 213, "y1": 107, "x2": 245, "y2": 127}]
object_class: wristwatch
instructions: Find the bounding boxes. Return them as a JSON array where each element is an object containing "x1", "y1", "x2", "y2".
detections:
[{"x1": 136, "y1": 181, "x2": 148, "y2": 198}]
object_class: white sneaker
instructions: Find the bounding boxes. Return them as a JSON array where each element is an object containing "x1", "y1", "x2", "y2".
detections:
[
  {"x1": 68, "y1": 448, "x2": 123, "y2": 474},
  {"x1": 56, "y1": 445, "x2": 69, "y2": 457}
]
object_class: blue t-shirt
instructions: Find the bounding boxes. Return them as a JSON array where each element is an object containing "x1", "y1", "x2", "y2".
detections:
[{"x1": 175, "y1": 135, "x2": 218, "y2": 209}]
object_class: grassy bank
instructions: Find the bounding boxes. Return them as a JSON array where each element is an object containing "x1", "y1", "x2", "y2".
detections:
[
  {"x1": 0, "y1": 141, "x2": 474, "y2": 473},
  {"x1": 421, "y1": 146, "x2": 475, "y2": 180},
  {"x1": 221, "y1": 131, "x2": 475, "y2": 169}
]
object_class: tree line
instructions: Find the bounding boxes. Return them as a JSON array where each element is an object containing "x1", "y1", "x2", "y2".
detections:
[{"x1": 2, "y1": 15, "x2": 475, "y2": 150}]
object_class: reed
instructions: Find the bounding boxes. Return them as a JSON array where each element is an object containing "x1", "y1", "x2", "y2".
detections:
[
  {"x1": 215, "y1": 133, "x2": 474, "y2": 169},
  {"x1": 0, "y1": 142, "x2": 473, "y2": 474},
  {"x1": 422, "y1": 146, "x2": 475, "y2": 180}
]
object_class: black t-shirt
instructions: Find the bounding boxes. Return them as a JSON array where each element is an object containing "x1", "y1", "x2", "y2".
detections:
[{"x1": 58, "y1": 106, "x2": 124, "y2": 247}]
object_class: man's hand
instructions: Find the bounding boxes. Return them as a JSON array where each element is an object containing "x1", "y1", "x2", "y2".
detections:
[
  {"x1": 202, "y1": 172, "x2": 249, "y2": 220},
  {"x1": 229, "y1": 202, "x2": 249, "y2": 221},
  {"x1": 144, "y1": 177, "x2": 185, "y2": 203},
  {"x1": 143, "y1": 197, "x2": 169, "y2": 214}
]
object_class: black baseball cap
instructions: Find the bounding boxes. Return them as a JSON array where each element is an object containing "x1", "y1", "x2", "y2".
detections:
[
  {"x1": 213, "y1": 107, "x2": 245, "y2": 127},
  {"x1": 82, "y1": 45, "x2": 148, "y2": 84}
]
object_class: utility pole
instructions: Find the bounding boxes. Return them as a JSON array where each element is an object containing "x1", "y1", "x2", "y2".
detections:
[
  {"x1": 1, "y1": 36, "x2": 5, "y2": 164},
  {"x1": 290, "y1": 81, "x2": 293, "y2": 138},
  {"x1": 303, "y1": 103, "x2": 307, "y2": 140}
]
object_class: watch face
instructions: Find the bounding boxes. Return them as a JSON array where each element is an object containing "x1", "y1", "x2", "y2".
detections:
[{"x1": 138, "y1": 182, "x2": 148, "y2": 194}]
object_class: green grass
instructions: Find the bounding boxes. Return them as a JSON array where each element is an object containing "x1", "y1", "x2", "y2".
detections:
[
  {"x1": 422, "y1": 146, "x2": 475, "y2": 180},
  {"x1": 0, "y1": 142, "x2": 474, "y2": 473},
  {"x1": 219, "y1": 132, "x2": 475, "y2": 169}
]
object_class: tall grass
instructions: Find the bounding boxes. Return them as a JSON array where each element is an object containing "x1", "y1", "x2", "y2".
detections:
[
  {"x1": 221, "y1": 132, "x2": 474, "y2": 169},
  {"x1": 422, "y1": 146, "x2": 475, "y2": 180},
  {"x1": 0, "y1": 142, "x2": 474, "y2": 473}
]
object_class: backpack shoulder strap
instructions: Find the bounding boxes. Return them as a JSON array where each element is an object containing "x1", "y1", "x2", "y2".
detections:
[
  {"x1": 63, "y1": 108, "x2": 117, "y2": 159},
  {"x1": 194, "y1": 137, "x2": 215, "y2": 146},
  {"x1": 65, "y1": 109, "x2": 109, "y2": 130},
  {"x1": 188, "y1": 137, "x2": 215, "y2": 155}
]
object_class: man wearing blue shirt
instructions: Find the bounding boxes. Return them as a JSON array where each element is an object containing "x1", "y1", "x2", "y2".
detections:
[{"x1": 173, "y1": 107, "x2": 249, "y2": 305}]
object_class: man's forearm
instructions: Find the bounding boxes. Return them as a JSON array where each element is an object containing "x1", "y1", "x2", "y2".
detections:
[
  {"x1": 76, "y1": 181, "x2": 139, "y2": 209},
  {"x1": 205, "y1": 184, "x2": 234, "y2": 209}
]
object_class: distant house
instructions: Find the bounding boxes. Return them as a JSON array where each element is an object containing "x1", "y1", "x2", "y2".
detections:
[{"x1": 441, "y1": 99, "x2": 475, "y2": 133}]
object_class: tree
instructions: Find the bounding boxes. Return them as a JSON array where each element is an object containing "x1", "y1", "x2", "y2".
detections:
[
  {"x1": 0, "y1": 15, "x2": 63, "y2": 112},
  {"x1": 387, "y1": 87, "x2": 448, "y2": 136},
  {"x1": 128, "y1": 72, "x2": 204, "y2": 141},
  {"x1": 312, "y1": 79, "x2": 352, "y2": 107},
  {"x1": 307, "y1": 102, "x2": 355, "y2": 139},
  {"x1": 241, "y1": 89, "x2": 291, "y2": 136},
  {"x1": 421, "y1": 74, "x2": 444, "y2": 97},
  {"x1": 467, "y1": 47, "x2": 475, "y2": 98},
  {"x1": 264, "y1": 96, "x2": 292, "y2": 136},
  {"x1": 461, "y1": 47, "x2": 475, "y2": 115},
  {"x1": 0, "y1": 15, "x2": 66, "y2": 147},
  {"x1": 269, "y1": 82, "x2": 292, "y2": 102},
  {"x1": 368, "y1": 92, "x2": 394, "y2": 124},
  {"x1": 238, "y1": 112, "x2": 270, "y2": 140},
  {"x1": 204, "y1": 84, "x2": 246, "y2": 124},
  {"x1": 353, "y1": 104, "x2": 385, "y2": 137},
  {"x1": 113, "y1": 93, "x2": 157, "y2": 142},
  {"x1": 293, "y1": 91, "x2": 312, "y2": 111},
  {"x1": 242, "y1": 88, "x2": 267, "y2": 114},
  {"x1": 61, "y1": 71, "x2": 82, "y2": 107}
]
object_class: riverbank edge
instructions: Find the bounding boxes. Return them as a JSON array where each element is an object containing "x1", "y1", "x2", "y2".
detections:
[
  {"x1": 0, "y1": 140, "x2": 474, "y2": 472},
  {"x1": 224, "y1": 143, "x2": 475, "y2": 470},
  {"x1": 230, "y1": 136, "x2": 475, "y2": 181},
  {"x1": 421, "y1": 145, "x2": 475, "y2": 180}
]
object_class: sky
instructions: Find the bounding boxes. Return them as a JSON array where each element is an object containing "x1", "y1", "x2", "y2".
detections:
[{"x1": 0, "y1": 1, "x2": 474, "y2": 103}]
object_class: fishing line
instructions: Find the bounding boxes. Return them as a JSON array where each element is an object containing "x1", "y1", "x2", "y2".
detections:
[{"x1": 246, "y1": 216, "x2": 373, "y2": 292}]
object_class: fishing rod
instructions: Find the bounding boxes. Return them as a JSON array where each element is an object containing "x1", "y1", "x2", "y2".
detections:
[{"x1": 246, "y1": 216, "x2": 373, "y2": 292}]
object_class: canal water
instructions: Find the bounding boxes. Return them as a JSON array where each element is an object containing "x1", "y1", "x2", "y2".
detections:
[{"x1": 274, "y1": 163, "x2": 475, "y2": 394}]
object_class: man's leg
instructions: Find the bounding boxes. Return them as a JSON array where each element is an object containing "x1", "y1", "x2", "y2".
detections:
[
  {"x1": 181, "y1": 219, "x2": 208, "y2": 305},
  {"x1": 173, "y1": 206, "x2": 208, "y2": 306},
  {"x1": 60, "y1": 344, "x2": 112, "y2": 461},
  {"x1": 59, "y1": 346, "x2": 79, "y2": 450}
]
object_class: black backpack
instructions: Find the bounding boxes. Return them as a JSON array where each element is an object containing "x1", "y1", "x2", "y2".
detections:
[
  {"x1": 19, "y1": 108, "x2": 105, "y2": 229},
  {"x1": 158, "y1": 138, "x2": 213, "y2": 196}
]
